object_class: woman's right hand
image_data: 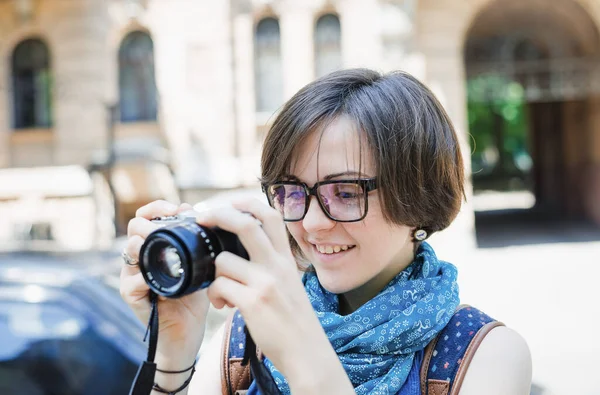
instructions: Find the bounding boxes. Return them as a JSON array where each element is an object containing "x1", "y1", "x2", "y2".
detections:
[{"x1": 120, "y1": 200, "x2": 210, "y2": 367}]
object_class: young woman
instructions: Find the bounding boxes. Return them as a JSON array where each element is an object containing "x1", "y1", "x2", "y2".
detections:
[{"x1": 120, "y1": 69, "x2": 532, "y2": 394}]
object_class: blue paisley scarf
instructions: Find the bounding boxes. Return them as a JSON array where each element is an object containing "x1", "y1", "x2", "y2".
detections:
[{"x1": 256, "y1": 242, "x2": 459, "y2": 395}]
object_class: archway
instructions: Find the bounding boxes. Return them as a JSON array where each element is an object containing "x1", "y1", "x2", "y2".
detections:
[{"x1": 464, "y1": 0, "x2": 600, "y2": 236}]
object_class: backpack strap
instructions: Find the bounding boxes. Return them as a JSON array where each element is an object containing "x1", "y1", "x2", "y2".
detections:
[
  {"x1": 220, "y1": 310, "x2": 258, "y2": 395},
  {"x1": 420, "y1": 305, "x2": 505, "y2": 395}
]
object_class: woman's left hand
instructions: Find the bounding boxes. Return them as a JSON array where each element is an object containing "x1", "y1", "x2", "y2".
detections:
[{"x1": 198, "y1": 198, "x2": 353, "y2": 392}]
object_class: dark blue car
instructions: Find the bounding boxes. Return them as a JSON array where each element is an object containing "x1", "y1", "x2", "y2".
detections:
[{"x1": 0, "y1": 253, "x2": 147, "y2": 395}]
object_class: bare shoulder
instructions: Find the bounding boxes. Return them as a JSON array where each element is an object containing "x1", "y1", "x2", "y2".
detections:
[
  {"x1": 458, "y1": 326, "x2": 532, "y2": 395},
  {"x1": 188, "y1": 320, "x2": 227, "y2": 395}
]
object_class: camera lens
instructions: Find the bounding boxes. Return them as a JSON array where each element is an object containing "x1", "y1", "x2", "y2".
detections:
[
  {"x1": 139, "y1": 218, "x2": 249, "y2": 298},
  {"x1": 141, "y1": 233, "x2": 189, "y2": 295},
  {"x1": 156, "y1": 246, "x2": 183, "y2": 279}
]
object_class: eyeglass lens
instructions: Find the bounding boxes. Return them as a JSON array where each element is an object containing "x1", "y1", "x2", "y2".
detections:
[{"x1": 267, "y1": 183, "x2": 366, "y2": 221}]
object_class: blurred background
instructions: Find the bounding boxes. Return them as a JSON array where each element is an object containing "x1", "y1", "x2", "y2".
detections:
[{"x1": 0, "y1": 0, "x2": 598, "y2": 394}]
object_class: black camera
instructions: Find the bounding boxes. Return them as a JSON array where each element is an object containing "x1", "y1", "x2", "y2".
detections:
[{"x1": 138, "y1": 214, "x2": 249, "y2": 298}]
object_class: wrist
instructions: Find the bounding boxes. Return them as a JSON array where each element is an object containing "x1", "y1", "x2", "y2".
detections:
[
  {"x1": 152, "y1": 357, "x2": 197, "y2": 395},
  {"x1": 152, "y1": 361, "x2": 196, "y2": 395},
  {"x1": 155, "y1": 331, "x2": 203, "y2": 367},
  {"x1": 287, "y1": 360, "x2": 353, "y2": 394},
  {"x1": 284, "y1": 335, "x2": 353, "y2": 394},
  {"x1": 155, "y1": 349, "x2": 198, "y2": 372}
]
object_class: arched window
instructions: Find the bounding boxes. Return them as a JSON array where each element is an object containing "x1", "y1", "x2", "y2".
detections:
[
  {"x1": 255, "y1": 17, "x2": 283, "y2": 113},
  {"x1": 12, "y1": 38, "x2": 52, "y2": 129},
  {"x1": 118, "y1": 31, "x2": 157, "y2": 122},
  {"x1": 314, "y1": 14, "x2": 342, "y2": 78}
]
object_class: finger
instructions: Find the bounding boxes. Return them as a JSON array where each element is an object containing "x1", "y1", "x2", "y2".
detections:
[
  {"x1": 207, "y1": 275, "x2": 253, "y2": 311},
  {"x1": 135, "y1": 200, "x2": 179, "y2": 219},
  {"x1": 214, "y1": 251, "x2": 253, "y2": 285},
  {"x1": 209, "y1": 293, "x2": 227, "y2": 310},
  {"x1": 122, "y1": 235, "x2": 144, "y2": 275},
  {"x1": 231, "y1": 198, "x2": 291, "y2": 257},
  {"x1": 177, "y1": 203, "x2": 194, "y2": 213},
  {"x1": 195, "y1": 206, "x2": 273, "y2": 263},
  {"x1": 119, "y1": 271, "x2": 150, "y2": 306},
  {"x1": 127, "y1": 216, "x2": 163, "y2": 239}
]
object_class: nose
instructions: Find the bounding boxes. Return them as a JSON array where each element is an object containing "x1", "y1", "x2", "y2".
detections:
[{"x1": 302, "y1": 196, "x2": 335, "y2": 232}]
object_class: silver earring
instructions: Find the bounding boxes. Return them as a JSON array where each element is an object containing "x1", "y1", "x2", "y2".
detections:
[{"x1": 413, "y1": 229, "x2": 428, "y2": 241}]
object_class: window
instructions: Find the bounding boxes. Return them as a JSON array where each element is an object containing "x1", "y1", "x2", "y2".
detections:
[
  {"x1": 314, "y1": 14, "x2": 342, "y2": 78},
  {"x1": 118, "y1": 31, "x2": 157, "y2": 122},
  {"x1": 11, "y1": 38, "x2": 52, "y2": 129},
  {"x1": 255, "y1": 17, "x2": 283, "y2": 113}
]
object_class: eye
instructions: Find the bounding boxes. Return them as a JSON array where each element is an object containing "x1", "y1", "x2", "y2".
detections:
[
  {"x1": 287, "y1": 190, "x2": 305, "y2": 200},
  {"x1": 336, "y1": 191, "x2": 359, "y2": 199},
  {"x1": 333, "y1": 184, "x2": 361, "y2": 199}
]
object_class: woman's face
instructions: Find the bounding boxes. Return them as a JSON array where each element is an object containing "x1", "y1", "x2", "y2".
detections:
[{"x1": 286, "y1": 116, "x2": 415, "y2": 304}]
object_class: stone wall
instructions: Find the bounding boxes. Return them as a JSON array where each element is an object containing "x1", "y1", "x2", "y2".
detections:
[
  {"x1": 4, "y1": 0, "x2": 600, "y2": 249},
  {"x1": 0, "y1": 0, "x2": 483, "y2": 250}
]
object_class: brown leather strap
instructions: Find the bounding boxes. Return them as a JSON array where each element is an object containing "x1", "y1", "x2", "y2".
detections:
[
  {"x1": 427, "y1": 379, "x2": 450, "y2": 395},
  {"x1": 221, "y1": 311, "x2": 236, "y2": 395},
  {"x1": 228, "y1": 358, "x2": 252, "y2": 393},
  {"x1": 421, "y1": 305, "x2": 469, "y2": 395},
  {"x1": 420, "y1": 328, "x2": 442, "y2": 395},
  {"x1": 221, "y1": 311, "x2": 262, "y2": 395},
  {"x1": 449, "y1": 321, "x2": 505, "y2": 395}
]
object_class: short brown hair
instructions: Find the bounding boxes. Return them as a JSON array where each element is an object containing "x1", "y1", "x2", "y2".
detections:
[{"x1": 261, "y1": 68, "x2": 465, "y2": 237}]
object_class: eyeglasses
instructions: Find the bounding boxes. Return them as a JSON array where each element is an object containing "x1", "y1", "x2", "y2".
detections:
[{"x1": 262, "y1": 178, "x2": 378, "y2": 222}]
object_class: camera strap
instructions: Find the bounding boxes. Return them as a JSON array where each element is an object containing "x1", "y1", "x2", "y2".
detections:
[
  {"x1": 241, "y1": 325, "x2": 281, "y2": 394},
  {"x1": 129, "y1": 291, "x2": 159, "y2": 395}
]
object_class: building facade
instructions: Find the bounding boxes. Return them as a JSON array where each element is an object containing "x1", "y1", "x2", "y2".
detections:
[{"x1": 1, "y1": 0, "x2": 600, "y2": 250}]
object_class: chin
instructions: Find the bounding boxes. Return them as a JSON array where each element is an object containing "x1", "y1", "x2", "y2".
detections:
[{"x1": 313, "y1": 268, "x2": 360, "y2": 295}]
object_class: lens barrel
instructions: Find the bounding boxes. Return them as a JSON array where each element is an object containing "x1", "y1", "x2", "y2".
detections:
[{"x1": 139, "y1": 217, "x2": 248, "y2": 297}]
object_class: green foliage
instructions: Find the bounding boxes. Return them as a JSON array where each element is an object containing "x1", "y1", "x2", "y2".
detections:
[{"x1": 467, "y1": 75, "x2": 530, "y2": 177}]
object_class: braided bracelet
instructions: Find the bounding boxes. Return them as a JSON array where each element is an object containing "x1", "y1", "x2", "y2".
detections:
[
  {"x1": 152, "y1": 366, "x2": 196, "y2": 395},
  {"x1": 156, "y1": 361, "x2": 196, "y2": 374}
]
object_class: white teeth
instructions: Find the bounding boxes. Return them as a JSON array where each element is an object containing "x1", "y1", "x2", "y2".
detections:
[{"x1": 316, "y1": 245, "x2": 353, "y2": 254}]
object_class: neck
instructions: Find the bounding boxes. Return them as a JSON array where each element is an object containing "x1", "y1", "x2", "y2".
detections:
[{"x1": 339, "y1": 243, "x2": 416, "y2": 315}]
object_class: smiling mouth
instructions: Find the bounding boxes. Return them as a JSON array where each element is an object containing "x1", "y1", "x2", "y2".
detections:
[{"x1": 313, "y1": 244, "x2": 356, "y2": 255}]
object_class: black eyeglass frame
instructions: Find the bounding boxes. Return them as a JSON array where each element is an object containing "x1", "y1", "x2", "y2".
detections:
[{"x1": 261, "y1": 178, "x2": 378, "y2": 223}]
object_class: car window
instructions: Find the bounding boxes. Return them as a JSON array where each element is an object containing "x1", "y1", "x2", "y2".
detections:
[{"x1": 0, "y1": 299, "x2": 140, "y2": 395}]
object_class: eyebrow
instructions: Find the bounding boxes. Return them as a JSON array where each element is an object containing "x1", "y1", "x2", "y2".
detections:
[
  {"x1": 323, "y1": 171, "x2": 369, "y2": 180},
  {"x1": 282, "y1": 171, "x2": 370, "y2": 181}
]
